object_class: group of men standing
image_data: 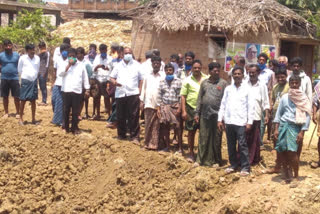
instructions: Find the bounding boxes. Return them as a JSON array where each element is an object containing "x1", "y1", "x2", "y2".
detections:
[{"x1": 1, "y1": 38, "x2": 319, "y2": 183}]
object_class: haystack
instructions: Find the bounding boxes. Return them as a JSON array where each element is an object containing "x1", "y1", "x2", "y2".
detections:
[{"x1": 52, "y1": 19, "x2": 132, "y2": 50}]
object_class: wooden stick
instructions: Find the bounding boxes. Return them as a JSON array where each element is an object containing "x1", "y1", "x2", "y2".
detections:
[{"x1": 308, "y1": 124, "x2": 317, "y2": 149}]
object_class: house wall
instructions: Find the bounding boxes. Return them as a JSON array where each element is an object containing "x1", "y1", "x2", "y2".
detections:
[
  {"x1": 69, "y1": 0, "x2": 138, "y2": 11},
  {"x1": 131, "y1": 19, "x2": 280, "y2": 76}
]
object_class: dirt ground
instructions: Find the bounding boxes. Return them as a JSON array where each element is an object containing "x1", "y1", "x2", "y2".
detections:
[{"x1": 0, "y1": 92, "x2": 320, "y2": 214}]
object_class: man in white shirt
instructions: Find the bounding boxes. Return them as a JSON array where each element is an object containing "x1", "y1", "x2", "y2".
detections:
[
  {"x1": 247, "y1": 64, "x2": 270, "y2": 165},
  {"x1": 53, "y1": 37, "x2": 71, "y2": 66},
  {"x1": 140, "y1": 49, "x2": 165, "y2": 79},
  {"x1": 60, "y1": 48, "x2": 90, "y2": 134},
  {"x1": 92, "y1": 44, "x2": 112, "y2": 119},
  {"x1": 51, "y1": 43, "x2": 70, "y2": 126},
  {"x1": 218, "y1": 66, "x2": 255, "y2": 176},
  {"x1": 110, "y1": 47, "x2": 143, "y2": 143},
  {"x1": 257, "y1": 53, "x2": 273, "y2": 147},
  {"x1": 140, "y1": 56, "x2": 163, "y2": 150},
  {"x1": 18, "y1": 44, "x2": 40, "y2": 125}
]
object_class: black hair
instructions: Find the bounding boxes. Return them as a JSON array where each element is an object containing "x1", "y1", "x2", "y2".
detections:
[
  {"x1": 99, "y1": 44, "x2": 108, "y2": 50},
  {"x1": 232, "y1": 65, "x2": 244, "y2": 74},
  {"x1": 111, "y1": 43, "x2": 120, "y2": 50},
  {"x1": 274, "y1": 66, "x2": 287, "y2": 76},
  {"x1": 89, "y1": 43, "x2": 97, "y2": 50},
  {"x1": 248, "y1": 64, "x2": 261, "y2": 72},
  {"x1": 68, "y1": 48, "x2": 76, "y2": 55},
  {"x1": 258, "y1": 53, "x2": 269, "y2": 61},
  {"x1": 63, "y1": 37, "x2": 71, "y2": 45},
  {"x1": 269, "y1": 59, "x2": 278, "y2": 67},
  {"x1": 170, "y1": 54, "x2": 180, "y2": 62},
  {"x1": 290, "y1": 57, "x2": 303, "y2": 66},
  {"x1": 289, "y1": 75, "x2": 301, "y2": 83},
  {"x1": 152, "y1": 49, "x2": 160, "y2": 57},
  {"x1": 3, "y1": 39, "x2": 12, "y2": 46},
  {"x1": 238, "y1": 56, "x2": 246, "y2": 65},
  {"x1": 164, "y1": 63, "x2": 175, "y2": 71},
  {"x1": 185, "y1": 51, "x2": 195, "y2": 59},
  {"x1": 118, "y1": 46, "x2": 124, "y2": 54},
  {"x1": 145, "y1": 50, "x2": 154, "y2": 59},
  {"x1": 208, "y1": 62, "x2": 221, "y2": 70},
  {"x1": 76, "y1": 47, "x2": 85, "y2": 55},
  {"x1": 25, "y1": 44, "x2": 35, "y2": 51},
  {"x1": 60, "y1": 43, "x2": 71, "y2": 52},
  {"x1": 192, "y1": 59, "x2": 202, "y2": 66},
  {"x1": 38, "y1": 41, "x2": 46, "y2": 48},
  {"x1": 151, "y1": 56, "x2": 161, "y2": 63}
]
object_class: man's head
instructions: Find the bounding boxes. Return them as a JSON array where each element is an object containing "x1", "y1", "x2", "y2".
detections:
[
  {"x1": 248, "y1": 64, "x2": 261, "y2": 83},
  {"x1": 145, "y1": 50, "x2": 153, "y2": 60},
  {"x1": 3, "y1": 39, "x2": 13, "y2": 53},
  {"x1": 232, "y1": 66, "x2": 244, "y2": 85},
  {"x1": 208, "y1": 62, "x2": 221, "y2": 80},
  {"x1": 76, "y1": 47, "x2": 85, "y2": 61},
  {"x1": 123, "y1": 47, "x2": 133, "y2": 63},
  {"x1": 289, "y1": 75, "x2": 301, "y2": 89},
  {"x1": 170, "y1": 54, "x2": 180, "y2": 63},
  {"x1": 268, "y1": 59, "x2": 278, "y2": 71},
  {"x1": 60, "y1": 43, "x2": 71, "y2": 59},
  {"x1": 68, "y1": 48, "x2": 77, "y2": 65},
  {"x1": 25, "y1": 44, "x2": 35, "y2": 58},
  {"x1": 278, "y1": 56, "x2": 288, "y2": 67},
  {"x1": 89, "y1": 43, "x2": 97, "y2": 51},
  {"x1": 151, "y1": 56, "x2": 162, "y2": 73},
  {"x1": 274, "y1": 66, "x2": 287, "y2": 86},
  {"x1": 99, "y1": 44, "x2": 108, "y2": 58},
  {"x1": 290, "y1": 57, "x2": 303, "y2": 74},
  {"x1": 192, "y1": 59, "x2": 202, "y2": 77},
  {"x1": 111, "y1": 42, "x2": 119, "y2": 53},
  {"x1": 258, "y1": 53, "x2": 269, "y2": 65},
  {"x1": 236, "y1": 57, "x2": 246, "y2": 68},
  {"x1": 38, "y1": 41, "x2": 46, "y2": 50},
  {"x1": 164, "y1": 63, "x2": 175, "y2": 76},
  {"x1": 184, "y1": 51, "x2": 195, "y2": 67},
  {"x1": 63, "y1": 37, "x2": 71, "y2": 45},
  {"x1": 152, "y1": 49, "x2": 160, "y2": 57}
]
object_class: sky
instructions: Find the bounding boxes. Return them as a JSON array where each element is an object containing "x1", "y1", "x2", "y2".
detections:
[{"x1": 44, "y1": 0, "x2": 68, "y2": 4}]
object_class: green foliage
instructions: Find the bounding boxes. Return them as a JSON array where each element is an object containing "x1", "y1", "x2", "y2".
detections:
[
  {"x1": 18, "y1": 0, "x2": 45, "y2": 4},
  {"x1": 0, "y1": 9, "x2": 60, "y2": 46}
]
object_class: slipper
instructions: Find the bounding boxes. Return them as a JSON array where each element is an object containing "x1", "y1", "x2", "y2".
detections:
[
  {"x1": 15, "y1": 114, "x2": 20, "y2": 119},
  {"x1": 240, "y1": 170, "x2": 250, "y2": 177},
  {"x1": 311, "y1": 162, "x2": 320, "y2": 169},
  {"x1": 186, "y1": 155, "x2": 195, "y2": 163},
  {"x1": 18, "y1": 121, "x2": 25, "y2": 126},
  {"x1": 225, "y1": 167, "x2": 235, "y2": 174},
  {"x1": 32, "y1": 121, "x2": 40, "y2": 125}
]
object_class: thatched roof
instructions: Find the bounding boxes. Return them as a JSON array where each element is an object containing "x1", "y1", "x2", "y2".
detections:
[{"x1": 126, "y1": 0, "x2": 316, "y2": 37}]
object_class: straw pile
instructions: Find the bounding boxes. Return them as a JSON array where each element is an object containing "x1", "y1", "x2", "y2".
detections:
[
  {"x1": 52, "y1": 19, "x2": 132, "y2": 50},
  {"x1": 126, "y1": 0, "x2": 316, "y2": 37}
]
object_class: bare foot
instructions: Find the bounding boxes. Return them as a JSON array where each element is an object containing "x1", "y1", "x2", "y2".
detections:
[
  {"x1": 18, "y1": 120, "x2": 24, "y2": 126},
  {"x1": 2, "y1": 114, "x2": 9, "y2": 119}
]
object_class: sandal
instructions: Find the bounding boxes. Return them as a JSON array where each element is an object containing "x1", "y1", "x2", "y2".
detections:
[
  {"x1": 311, "y1": 162, "x2": 320, "y2": 169},
  {"x1": 240, "y1": 170, "x2": 250, "y2": 177},
  {"x1": 225, "y1": 167, "x2": 235, "y2": 174}
]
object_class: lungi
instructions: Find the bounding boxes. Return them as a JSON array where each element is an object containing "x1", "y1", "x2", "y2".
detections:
[
  {"x1": 246, "y1": 120, "x2": 261, "y2": 165},
  {"x1": 19, "y1": 79, "x2": 38, "y2": 101},
  {"x1": 275, "y1": 122, "x2": 301, "y2": 153},
  {"x1": 51, "y1": 85, "x2": 63, "y2": 126},
  {"x1": 144, "y1": 108, "x2": 160, "y2": 150}
]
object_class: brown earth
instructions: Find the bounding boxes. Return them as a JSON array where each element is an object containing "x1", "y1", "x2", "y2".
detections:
[{"x1": 0, "y1": 93, "x2": 320, "y2": 214}]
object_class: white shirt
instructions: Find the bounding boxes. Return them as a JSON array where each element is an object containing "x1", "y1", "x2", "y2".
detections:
[
  {"x1": 53, "y1": 47, "x2": 60, "y2": 66},
  {"x1": 110, "y1": 60, "x2": 143, "y2": 98},
  {"x1": 140, "y1": 58, "x2": 165, "y2": 79},
  {"x1": 258, "y1": 68, "x2": 273, "y2": 86},
  {"x1": 54, "y1": 56, "x2": 68, "y2": 86},
  {"x1": 247, "y1": 80, "x2": 270, "y2": 121},
  {"x1": 140, "y1": 72, "x2": 163, "y2": 109},
  {"x1": 92, "y1": 54, "x2": 112, "y2": 83},
  {"x1": 218, "y1": 83, "x2": 255, "y2": 126},
  {"x1": 287, "y1": 71, "x2": 312, "y2": 101},
  {"x1": 60, "y1": 61, "x2": 90, "y2": 94},
  {"x1": 18, "y1": 54, "x2": 40, "y2": 81}
]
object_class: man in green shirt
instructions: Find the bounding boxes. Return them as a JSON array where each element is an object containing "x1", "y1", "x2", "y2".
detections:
[{"x1": 181, "y1": 60, "x2": 207, "y2": 162}]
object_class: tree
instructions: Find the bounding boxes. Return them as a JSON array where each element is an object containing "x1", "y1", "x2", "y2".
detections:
[{"x1": 0, "y1": 9, "x2": 59, "y2": 46}]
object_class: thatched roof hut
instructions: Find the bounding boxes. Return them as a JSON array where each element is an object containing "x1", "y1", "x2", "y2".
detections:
[{"x1": 127, "y1": 0, "x2": 319, "y2": 76}]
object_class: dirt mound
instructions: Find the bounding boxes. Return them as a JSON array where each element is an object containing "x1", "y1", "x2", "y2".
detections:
[
  {"x1": 52, "y1": 19, "x2": 132, "y2": 50},
  {"x1": 0, "y1": 97, "x2": 320, "y2": 213}
]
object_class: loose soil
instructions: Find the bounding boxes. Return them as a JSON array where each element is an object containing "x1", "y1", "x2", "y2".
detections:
[{"x1": 0, "y1": 94, "x2": 320, "y2": 214}]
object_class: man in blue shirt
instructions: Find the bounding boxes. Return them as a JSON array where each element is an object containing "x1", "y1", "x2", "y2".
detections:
[{"x1": 0, "y1": 39, "x2": 20, "y2": 118}]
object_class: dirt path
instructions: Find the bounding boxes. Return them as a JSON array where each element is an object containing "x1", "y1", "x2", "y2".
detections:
[{"x1": 0, "y1": 95, "x2": 320, "y2": 213}]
